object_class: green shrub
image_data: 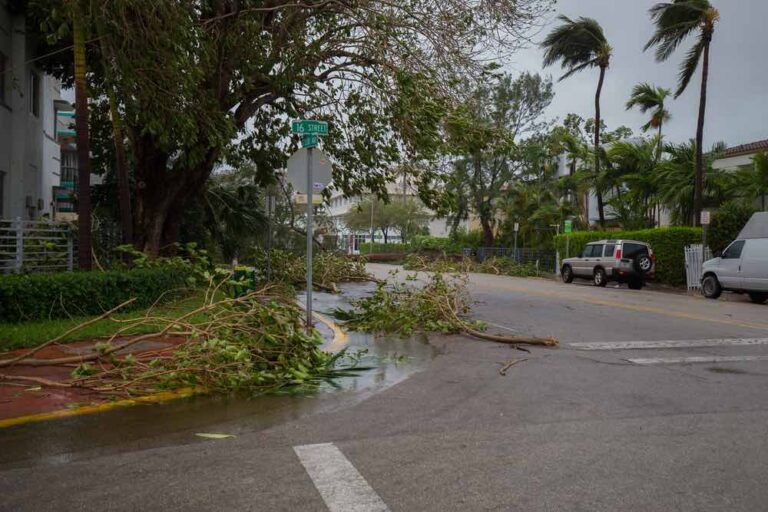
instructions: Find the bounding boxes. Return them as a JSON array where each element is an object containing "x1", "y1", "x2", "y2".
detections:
[
  {"x1": 0, "y1": 267, "x2": 192, "y2": 323},
  {"x1": 708, "y1": 202, "x2": 758, "y2": 255},
  {"x1": 555, "y1": 227, "x2": 702, "y2": 287}
]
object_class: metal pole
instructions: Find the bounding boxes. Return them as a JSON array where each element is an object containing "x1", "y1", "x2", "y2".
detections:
[
  {"x1": 266, "y1": 194, "x2": 273, "y2": 281},
  {"x1": 369, "y1": 197, "x2": 374, "y2": 253},
  {"x1": 702, "y1": 224, "x2": 708, "y2": 264},
  {"x1": 306, "y1": 148, "x2": 314, "y2": 329},
  {"x1": 513, "y1": 230, "x2": 518, "y2": 263}
]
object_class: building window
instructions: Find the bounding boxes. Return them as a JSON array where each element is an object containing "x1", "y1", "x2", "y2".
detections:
[
  {"x1": 0, "y1": 53, "x2": 6, "y2": 103},
  {"x1": 29, "y1": 72, "x2": 40, "y2": 117}
]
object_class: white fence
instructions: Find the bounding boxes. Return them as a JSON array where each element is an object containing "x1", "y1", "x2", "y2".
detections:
[
  {"x1": 0, "y1": 218, "x2": 74, "y2": 273},
  {"x1": 684, "y1": 244, "x2": 713, "y2": 291}
]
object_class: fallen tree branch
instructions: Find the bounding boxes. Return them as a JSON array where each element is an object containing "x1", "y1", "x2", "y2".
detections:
[{"x1": 498, "y1": 358, "x2": 528, "y2": 376}]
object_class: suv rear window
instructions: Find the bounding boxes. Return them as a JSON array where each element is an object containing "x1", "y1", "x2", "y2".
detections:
[
  {"x1": 622, "y1": 242, "x2": 648, "y2": 258},
  {"x1": 604, "y1": 244, "x2": 616, "y2": 257}
]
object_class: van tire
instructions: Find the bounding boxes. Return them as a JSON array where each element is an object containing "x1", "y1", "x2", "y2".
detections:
[
  {"x1": 702, "y1": 274, "x2": 722, "y2": 299},
  {"x1": 748, "y1": 292, "x2": 768, "y2": 304},
  {"x1": 562, "y1": 265, "x2": 574, "y2": 283},
  {"x1": 593, "y1": 268, "x2": 607, "y2": 287}
]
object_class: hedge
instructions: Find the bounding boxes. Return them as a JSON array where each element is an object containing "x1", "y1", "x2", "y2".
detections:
[
  {"x1": 0, "y1": 267, "x2": 192, "y2": 323},
  {"x1": 555, "y1": 227, "x2": 702, "y2": 287}
]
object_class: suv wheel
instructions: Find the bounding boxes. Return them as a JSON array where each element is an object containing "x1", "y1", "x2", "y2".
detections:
[
  {"x1": 628, "y1": 279, "x2": 644, "y2": 290},
  {"x1": 634, "y1": 254, "x2": 653, "y2": 274},
  {"x1": 562, "y1": 265, "x2": 574, "y2": 283},
  {"x1": 748, "y1": 292, "x2": 768, "y2": 305},
  {"x1": 593, "y1": 268, "x2": 607, "y2": 287},
  {"x1": 702, "y1": 274, "x2": 722, "y2": 299}
]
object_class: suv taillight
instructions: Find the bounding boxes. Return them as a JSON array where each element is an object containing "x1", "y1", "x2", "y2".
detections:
[{"x1": 615, "y1": 249, "x2": 622, "y2": 259}]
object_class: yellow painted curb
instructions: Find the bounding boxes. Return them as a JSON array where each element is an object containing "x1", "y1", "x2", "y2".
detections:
[
  {"x1": 0, "y1": 387, "x2": 199, "y2": 429},
  {"x1": 314, "y1": 311, "x2": 350, "y2": 353}
]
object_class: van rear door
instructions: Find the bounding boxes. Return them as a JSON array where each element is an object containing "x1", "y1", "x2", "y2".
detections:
[{"x1": 741, "y1": 239, "x2": 768, "y2": 291}]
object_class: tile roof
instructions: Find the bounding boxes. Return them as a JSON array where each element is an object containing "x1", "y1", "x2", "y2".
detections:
[{"x1": 724, "y1": 139, "x2": 768, "y2": 157}]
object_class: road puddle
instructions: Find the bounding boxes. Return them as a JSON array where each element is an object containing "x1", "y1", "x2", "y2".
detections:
[{"x1": 0, "y1": 284, "x2": 438, "y2": 468}]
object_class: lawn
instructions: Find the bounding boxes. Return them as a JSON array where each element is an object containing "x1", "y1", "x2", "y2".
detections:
[{"x1": 0, "y1": 293, "x2": 210, "y2": 352}]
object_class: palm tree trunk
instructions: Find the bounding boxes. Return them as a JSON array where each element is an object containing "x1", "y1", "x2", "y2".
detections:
[
  {"x1": 73, "y1": 3, "x2": 92, "y2": 270},
  {"x1": 693, "y1": 40, "x2": 711, "y2": 227},
  {"x1": 594, "y1": 65, "x2": 607, "y2": 227},
  {"x1": 656, "y1": 121, "x2": 663, "y2": 162}
]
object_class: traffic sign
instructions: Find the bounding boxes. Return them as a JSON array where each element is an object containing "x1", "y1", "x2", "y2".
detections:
[
  {"x1": 291, "y1": 120, "x2": 328, "y2": 135},
  {"x1": 302, "y1": 134, "x2": 318, "y2": 148},
  {"x1": 513, "y1": 222, "x2": 520, "y2": 233},
  {"x1": 701, "y1": 210, "x2": 711, "y2": 225},
  {"x1": 564, "y1": 220, "x2": 573, "y2": 234},
  {"x1": 286, "y1": 148, "x2": 333, "y2": 194},
  {"x1": 294, "y1": 193, "x2": 323, "y2": 205}
]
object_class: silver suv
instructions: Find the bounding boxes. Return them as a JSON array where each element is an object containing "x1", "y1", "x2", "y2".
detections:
[{"x1": 561, "y1": 240, "x2": 655, "y2": 289}]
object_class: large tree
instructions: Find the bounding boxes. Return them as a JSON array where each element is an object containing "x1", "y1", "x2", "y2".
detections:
[
  {"x1": 541, "y1": 16, "x2": 612, "y2": 227},
  {"x1": 29, "y1": 0, "x2": 552, "y2": 256},
  {"x1": 445, "y1": 72, "x2": 554, "y2": 246},
  {"x1": 645, "y1": 0, "x2": 720, "y2": 227}
]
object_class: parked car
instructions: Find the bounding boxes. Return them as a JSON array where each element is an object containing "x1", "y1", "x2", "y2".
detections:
[
  {"x1": 702, "y1": 212, "x2": 768, "y2": 304},
  {"x1": 561, "y1": 239, "x2": 655, "y2": 289}
]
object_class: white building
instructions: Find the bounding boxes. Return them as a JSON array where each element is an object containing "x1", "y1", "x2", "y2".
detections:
[
  {"x1": 0, "y1": 4, "x2": 65, "y2": 220},
  {"x1": 713, "y1": 139, "x2": 768, "y2": 173},
  {"x1": 326, "y1": 178, "x2": 468, "y2": 245}
]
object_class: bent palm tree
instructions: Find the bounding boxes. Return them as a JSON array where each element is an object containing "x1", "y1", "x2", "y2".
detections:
[
  {"x1": 645, "y1": 0, "x2": 719, "y2": 226},
  {"x1": 542, "y1": 16, "x2": 612, "y2": 227},
  {"x1": 626, "y1": 82, "x2": 671, "y2": 157}
]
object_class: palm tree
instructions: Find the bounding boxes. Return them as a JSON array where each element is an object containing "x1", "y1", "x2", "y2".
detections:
[
  {"x1": 737, "y1": 152, "x2": 768, "y2": 210},
  {"x1": 72, "y1": 1, "x2": 92, "y2": 269},
  {"x1": 625, "y1": 83, "x2": 671, "y2": 157},
  {"x1": 645, "y1": 1, "x2": 720, "y2": 227},
  {"x1": 542, "y1": 15, "x2": 612, "y2": 227}
]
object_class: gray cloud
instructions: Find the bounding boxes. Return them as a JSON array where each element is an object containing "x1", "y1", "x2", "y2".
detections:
[{"x1": 506, "y1": 0, "x2": 768, "y2": 148}]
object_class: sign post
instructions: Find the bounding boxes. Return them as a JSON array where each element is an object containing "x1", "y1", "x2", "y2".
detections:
[
  {"x1": 513, "y1": 222, "x2": 519, "y2": 262},
  {"x1": 564, "y1": 219, "x2": 573, "y2": 259},
  {"x1": 290, "y1": 120, "x2": 330, "y2": 329},
  {"x1": 701, "y1": 210, "x2": 711, "y2": 264}
]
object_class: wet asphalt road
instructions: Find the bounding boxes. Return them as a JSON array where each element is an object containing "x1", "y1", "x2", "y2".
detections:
[{"x1": 2, "y1": 265, "x2": 768, "y2": 511}]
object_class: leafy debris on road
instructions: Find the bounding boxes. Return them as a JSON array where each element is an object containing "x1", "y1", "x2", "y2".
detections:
[{"x1": 498, "y1": 359, "x2": 528, "y2": 376}]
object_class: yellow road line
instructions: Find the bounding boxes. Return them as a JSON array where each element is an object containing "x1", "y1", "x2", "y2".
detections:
[
  {"x1": 0, "y1": 387, "x2": 198, "y2": 429},
  {"x1": 480, "y1": 280, "x2": 768, "y2": 332}
]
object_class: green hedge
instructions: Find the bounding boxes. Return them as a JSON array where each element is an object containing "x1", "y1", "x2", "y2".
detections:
[
  {"x1": 358, "y1": 242, "x2": 409, "y2": 254},
  {"x1": 0, "y1": 267, "x2": 192, "y2": 322},
  {"x1": 555, "y1": 227, "x2": 702, "y2": 287}
]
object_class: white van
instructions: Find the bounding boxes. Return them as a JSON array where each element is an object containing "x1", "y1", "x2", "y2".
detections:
[{"x1": 702, "y1": 212, "x2": 768, "y2": 304}]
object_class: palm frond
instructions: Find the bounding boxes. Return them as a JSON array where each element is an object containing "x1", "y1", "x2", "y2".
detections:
[
  {"x1": 676, "y1": 38, "x2": 705, "y2": 97},
  {"x1": 645, "y1": 1, "x2": 710, "y2": 62}
]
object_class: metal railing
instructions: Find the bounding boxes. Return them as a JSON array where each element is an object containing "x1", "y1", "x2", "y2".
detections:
[
  {"x1": 473, "y1": 247, "x2": 557, "y2": 273},
  {"x1": 0, "y1": 218, "x2": 74, "y2": 273}
]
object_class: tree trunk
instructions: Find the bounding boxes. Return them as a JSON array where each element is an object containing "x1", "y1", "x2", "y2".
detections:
[
  {"x1": 73, "y1": 5, "x2": 92, "y2": 270},
  {"x1": 480, "y1": 218, "x2": 494, "y2": 247},
  {"x1": 594, "y1": 65, "x2": 607, "y2": 228},
  {"x1": 132, "y1": 135, "x2": 214, "y2": 256},
  {"x1": 694, "y1": 41, "x2": 711, "y2": 227},
  {"x1": 107, "y1": 89, "x2": 133, "y2": 247}
]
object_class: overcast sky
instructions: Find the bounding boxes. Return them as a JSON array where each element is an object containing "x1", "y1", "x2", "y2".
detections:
[{"x1": 505, "y1": 0, "x2": 768, "y2": 148}]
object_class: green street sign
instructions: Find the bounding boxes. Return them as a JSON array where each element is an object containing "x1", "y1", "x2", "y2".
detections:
[
  {"x1": 292, "y1": 120, "x2": 328, "y2": 135},
  {"x1": 564, "y1": 220, "x2": 573, "y2": 234},
  {"x1": 302, "y1": 134, "x2": 318, "y2": 148}
]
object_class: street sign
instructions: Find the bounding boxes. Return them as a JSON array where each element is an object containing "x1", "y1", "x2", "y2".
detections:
[
  {"x1": 513, "y1": 222, "x2": 520, "y2": 232},
  {"x1": 294, "y1": 193, "x2": 323, "y2": 205},
  {"x1": 564, "y1": 219, "x2": 573, "y2": 234},
  {"x1": 302, "y1": 134, "x2": 318, "y2": 148},
  {"x1": 286, "y1": 148, "x2": 333, "y2": 194},
  {"x1": 291, "y1": 120, "x2": 329, "y2": 135},
  {"x1": 701, "y1": 210, "x2": 711, "y2": 225}
]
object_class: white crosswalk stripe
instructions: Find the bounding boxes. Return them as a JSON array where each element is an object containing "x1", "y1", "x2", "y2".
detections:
[
  {"x1": 294, "y1": 443, "x2": 390, "y2": 512},
  {"x1": 570, "y1": 338, "x2": 768, "y2": 351},
  {"x1": 627, "y1": 355, "x2": 768, "y2": 365}
]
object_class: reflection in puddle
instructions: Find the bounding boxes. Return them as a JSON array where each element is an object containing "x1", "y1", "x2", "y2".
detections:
[{"x1": 0, "y1": 283, "x2": 439, "y2": 469}]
